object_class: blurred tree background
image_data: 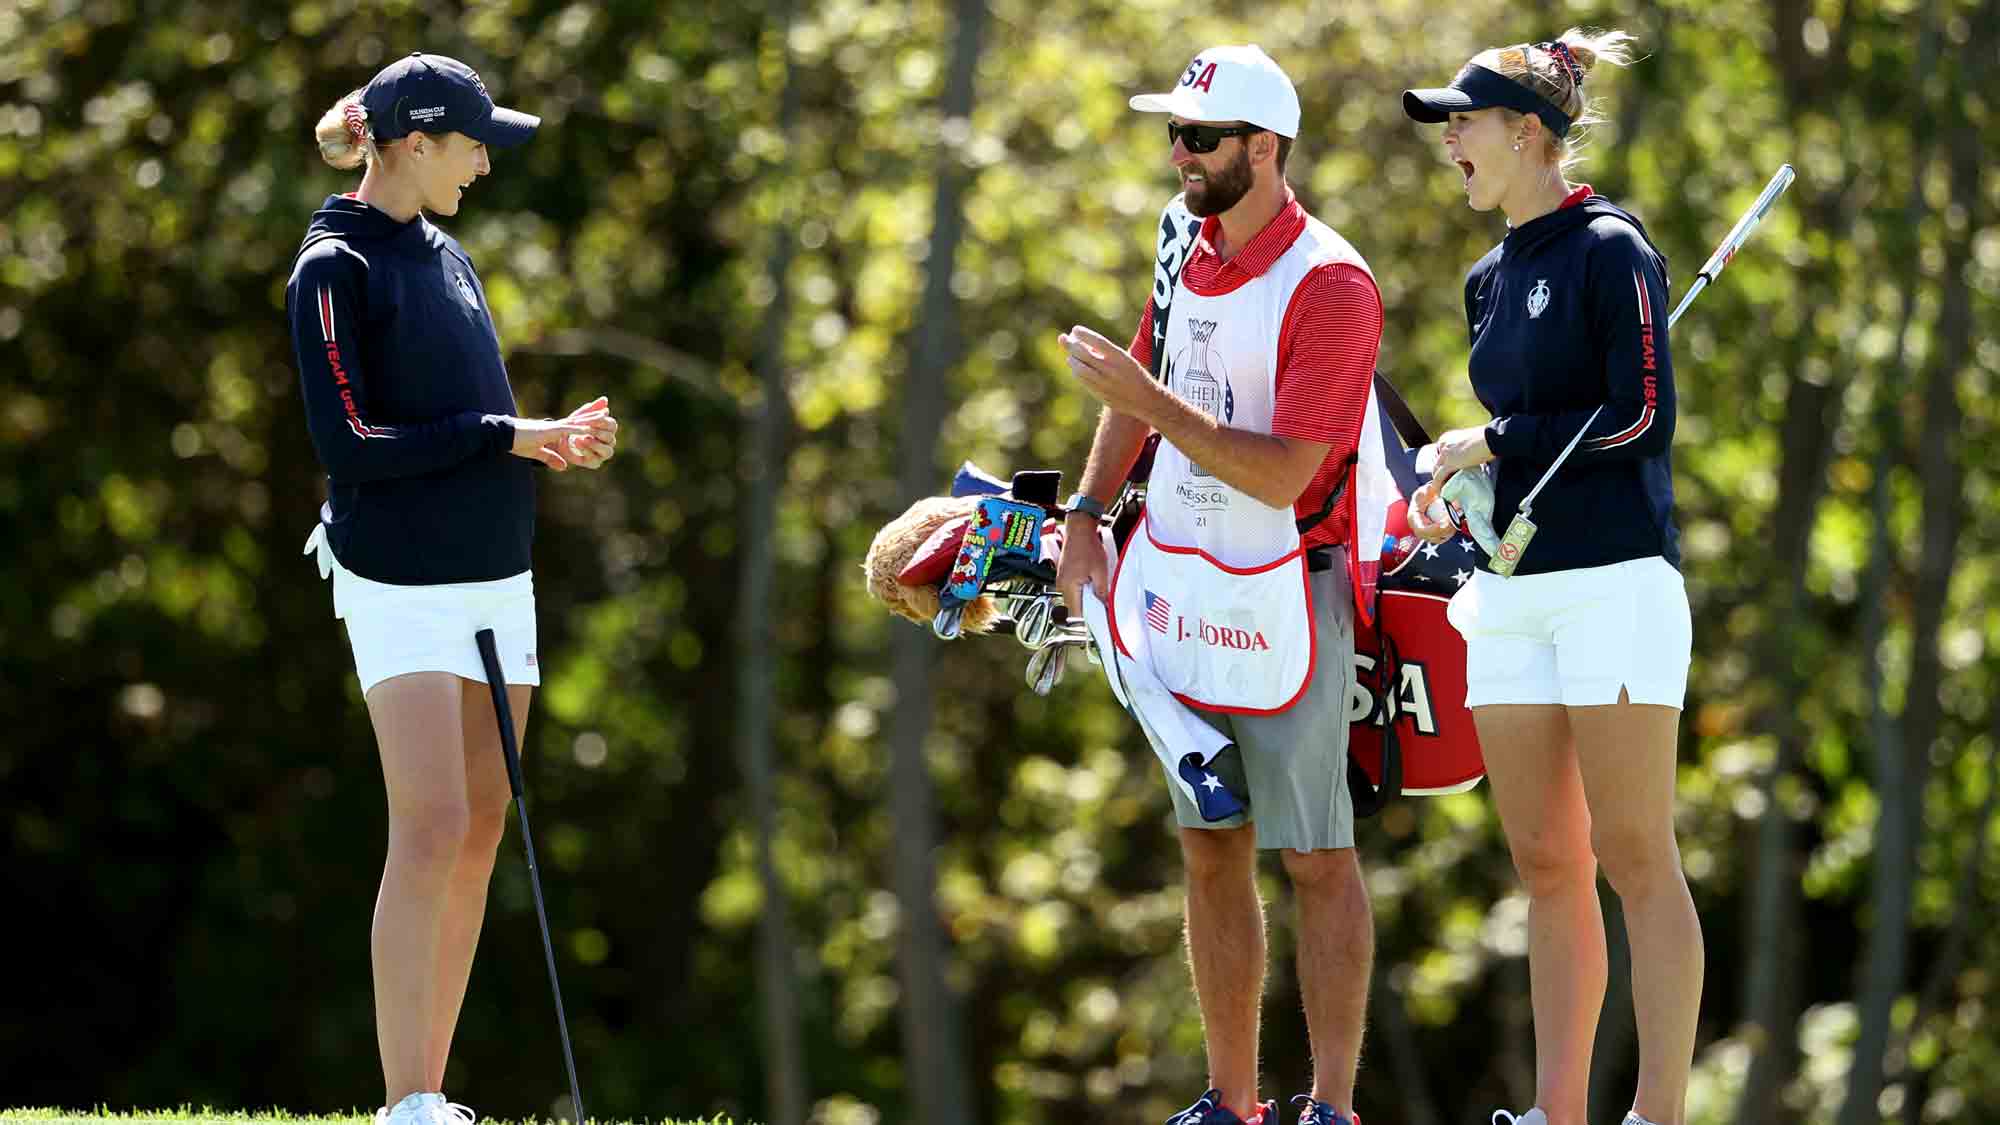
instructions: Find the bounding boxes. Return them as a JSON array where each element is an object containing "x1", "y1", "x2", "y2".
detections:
[{"x1": 2, "y1": 0, "x2": 1997, "y2": 1123}]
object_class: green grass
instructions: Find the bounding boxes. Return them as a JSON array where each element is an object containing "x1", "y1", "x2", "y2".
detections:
[{"x1": 0, "y1": 1104, "x2": 736, "y2": 1112}]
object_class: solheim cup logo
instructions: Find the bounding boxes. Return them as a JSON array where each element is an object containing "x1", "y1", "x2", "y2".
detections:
[
  {"x1": 1175, "y1": 319, "x2": 1227, "y2": 482},
  {"x1": 1527, "y1": 278, "x2": 1551, "y2": 319},
  {"x1": 1180, "y1": 319, "x2": 1224, "y2": 418}
]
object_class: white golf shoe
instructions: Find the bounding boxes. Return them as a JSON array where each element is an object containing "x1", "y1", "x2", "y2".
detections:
[
  {"x1": 382, "y1": 1092, "x2": 478, "y2": 1125},
  {"x1": 1491, "y1": 1111, "x2": 1548, "y2": 1125}
]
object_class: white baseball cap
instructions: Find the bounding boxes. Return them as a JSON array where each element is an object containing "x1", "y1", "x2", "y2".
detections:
[{"x1": 1129, "y1": 45, "x2": 1301, "y2": 139}]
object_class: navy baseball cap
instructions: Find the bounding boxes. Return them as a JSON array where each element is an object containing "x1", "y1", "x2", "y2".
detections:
[{"x1": 361, "y1": 52, "x2": 539, "y2": 146}]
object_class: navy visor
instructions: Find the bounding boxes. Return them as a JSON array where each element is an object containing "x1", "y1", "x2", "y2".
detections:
[{"x1": 1403, "y1": 64, "x2": 1571, "y2": 138}]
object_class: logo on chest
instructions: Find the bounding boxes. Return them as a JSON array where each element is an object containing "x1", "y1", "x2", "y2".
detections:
[
  {"x1": 1172, "y1": 319, "x2": 1233, "y2": 422},
  {"x1": 1167, "y1": 318, "x2": 1234, "y2": 494},
  {"x1": 454, "y1": 272, "x2": 479, "y2": 309},
  {"x1": 1526, "y1": 278, "x2": 1551, "y2": 319}
]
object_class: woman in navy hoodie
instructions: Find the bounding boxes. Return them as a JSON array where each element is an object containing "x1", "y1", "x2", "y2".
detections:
[
  {"x1": 287, "y1": 53, "x2": 617, "y2": 1125},
  {"x1": 1401, "y1": 30, "x2": 1699, "y2": 1125}
]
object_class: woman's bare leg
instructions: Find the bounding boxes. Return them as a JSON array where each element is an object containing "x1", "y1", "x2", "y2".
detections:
[
  {"x1": 364, "y1": 672, "x2": 473, "y2": 1108},
  {"x1": 1476, "y1": 703, "x2": 1603, "y2": 1125},
  {"x1": 422, "y1": 681, "x2": 532, "y2": 1091},
  {"x1": 1571, "y1": 694, "x2": 1699, "y2": 1125}
]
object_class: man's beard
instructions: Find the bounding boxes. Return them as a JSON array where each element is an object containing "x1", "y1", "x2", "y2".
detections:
[{"x1": 1186, "y1": 146, "x2": 1254, "y2": 217}]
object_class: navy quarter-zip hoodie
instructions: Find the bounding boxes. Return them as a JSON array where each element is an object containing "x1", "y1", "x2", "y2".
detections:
[
  {"x1": 286, "y1": 194, "x2": 532, "y2": 585},
  {"x1": 1465, "y1": 190, "x2": 1681, "y2": 575}
]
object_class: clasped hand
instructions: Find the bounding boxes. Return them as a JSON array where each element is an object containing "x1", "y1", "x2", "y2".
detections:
[{"x1": 508, "y1": 395, "x2": 619, "y2": 471}]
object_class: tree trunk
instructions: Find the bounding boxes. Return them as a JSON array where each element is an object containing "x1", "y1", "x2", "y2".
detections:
[
  {"x1": 1370, "y1": 971, "x2": 1441, "y2": 1125},
  {"x1": 735, "y1": 5, "x2": 808, "y2": 1123},
  {"x1": 1734, "y1": 10, "x2": 1861, "y2": 1118},
  {"x1": 1829, "y1": 9, "x2": 1942, "y2": 1118},
  {"x1": 1842, "y1": 328, "x2": 1908, "y2": 1125},
  {"x1": 1731, "y1": 298, "x2": 1839, "y2": 1125},
  {"x1": 886, "y1": 1, "x2": 988, "y2": 1122},
  {"x1": 1898, "y1": 740, "x2": 2000, "y2": 1125},
  {"x1": 1836, "y1": 9, "x2": 1979, "y2": 1117}
]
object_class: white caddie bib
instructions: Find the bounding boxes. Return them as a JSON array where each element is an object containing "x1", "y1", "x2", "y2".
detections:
[
  {"x1": 1108, "y1": 512, "x2": 1316, "y2": 713},
  {"x1": 1106, "y1": 211, "x2": 1372, "y2": 713}
]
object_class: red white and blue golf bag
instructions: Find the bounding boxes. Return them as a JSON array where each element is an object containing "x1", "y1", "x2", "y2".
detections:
[{"x1": 1347, "y1": 384, "x2": 1488, "y2": 811}]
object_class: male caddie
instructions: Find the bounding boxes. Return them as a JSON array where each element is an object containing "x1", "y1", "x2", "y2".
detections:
[{"x1": 1056, "y1": 44, "x2": 1383, "y2": 1125}]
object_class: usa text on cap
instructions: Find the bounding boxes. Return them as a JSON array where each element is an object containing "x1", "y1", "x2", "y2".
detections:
[{"x1": 1129, "y1": 45, "x2": 1301, "y2": 139}]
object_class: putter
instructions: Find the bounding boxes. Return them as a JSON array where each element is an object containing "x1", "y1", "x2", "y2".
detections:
[{"x1": 474, "y1": 628, "x2": 586, "y2": 1124}]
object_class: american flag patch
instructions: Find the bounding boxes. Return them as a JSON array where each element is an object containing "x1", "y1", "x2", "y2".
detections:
[{"x1": 1144, "y1": 591, "x2": 1172, "y2": 634}]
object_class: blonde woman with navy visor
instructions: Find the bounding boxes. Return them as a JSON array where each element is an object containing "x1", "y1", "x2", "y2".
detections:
[
  {"x1": 1401, "y1": 29, "x2": 1701, "y2": 1125},
  {"x1": 288, "y1": 53, "x2": 618, "y2": 1125}
]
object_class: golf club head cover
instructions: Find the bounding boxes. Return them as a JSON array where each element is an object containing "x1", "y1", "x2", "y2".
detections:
[
  {"x1": 942, "y1": 496, "x2": 1048, "y2": 606},
  {"x1": 898, "y1": 512, "x2": 974, "y2": 587}
]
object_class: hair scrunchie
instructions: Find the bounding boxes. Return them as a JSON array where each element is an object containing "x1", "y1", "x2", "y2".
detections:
[
  {"x1": 342, "y1": 101, "x2": 368, "y2": 141},
  {"x1": 1540, "y1": 40, "x2": 1585, "y2": 88}
]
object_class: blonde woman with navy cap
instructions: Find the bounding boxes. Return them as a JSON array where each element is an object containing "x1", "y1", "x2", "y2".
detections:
[
  {"x1": 1402, "y1": 29, "x2": 1699, "y2": 1125},
  {"x1": 288, "y1": 52, "x2": 618, "y2": 1125}
]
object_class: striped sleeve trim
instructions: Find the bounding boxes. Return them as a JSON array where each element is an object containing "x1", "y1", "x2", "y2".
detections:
[
  {"x1": 1586, "y1": 267, "x2": 1657, "y2": 451},
  {"x1": 318, "y1": 284, "x2": 336, "y2": 344},
  {"x1": 316, "y1": 284, "x2": 393, "y2": 441}
]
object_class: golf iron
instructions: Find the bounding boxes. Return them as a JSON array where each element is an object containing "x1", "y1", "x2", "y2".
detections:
[{"x1": 474, "y1": 628, "x2": 586, "y2": 1124}]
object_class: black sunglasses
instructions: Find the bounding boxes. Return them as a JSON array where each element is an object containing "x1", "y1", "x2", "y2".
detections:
[{"x1": 1166, "y1": 120, "x2": 1264, "y2": 154}]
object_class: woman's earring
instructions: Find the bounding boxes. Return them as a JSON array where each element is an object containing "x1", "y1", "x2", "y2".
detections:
[{"x1": 1513, "y1": 143, "x2": 1521, "y2": 152}]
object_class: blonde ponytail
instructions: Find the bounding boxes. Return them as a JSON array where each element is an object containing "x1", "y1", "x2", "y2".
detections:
[
  {"x1": 1557, "y1": 27, "x2": 1637, "y2": 93},
  {"x1": 314, "y1": 89, "x2": 374, "y2": 171},
  {"x1": 1473, "y1": 27, "x2": 1636, "y2": 173}
]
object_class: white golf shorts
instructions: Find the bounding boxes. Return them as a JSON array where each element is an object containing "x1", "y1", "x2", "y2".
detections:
[
  {"x1": 305, "y1": 524, "x2": 540, "y2": 695},
  {"x1": 1445, "y1": 555, "x2": 1690, "y2": 709}
]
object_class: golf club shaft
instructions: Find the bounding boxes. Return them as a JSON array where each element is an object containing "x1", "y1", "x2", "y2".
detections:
[
  {"x1": 475, "y1": 628, "x2": 586, "y2": 1124},
  {"x1": 1515, "y1": 165, "x2": 1796, "y2": 514},
  {"x1": 1668, "y1": 163, "x2": 1796, "y2": 328}
]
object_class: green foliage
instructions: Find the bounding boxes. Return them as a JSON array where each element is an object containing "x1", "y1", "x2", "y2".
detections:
[{"x1": 4, "y1": 1, "x2": 1998, "y2": 1124}]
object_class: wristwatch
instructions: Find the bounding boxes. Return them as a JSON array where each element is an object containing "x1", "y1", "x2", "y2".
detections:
[{"x1": 1063, "y1": 492, "x2": 1108, "y2": 522}]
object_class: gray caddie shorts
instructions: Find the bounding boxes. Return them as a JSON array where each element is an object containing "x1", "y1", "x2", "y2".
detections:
[{"x1": 1159, "y1": 554, "x2": 1356, "y2": 851}]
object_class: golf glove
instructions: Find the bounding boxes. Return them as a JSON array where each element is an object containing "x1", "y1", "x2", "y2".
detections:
[{"x1": 1440, "y1": 467, "x2": 1500, "y2": 555}]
